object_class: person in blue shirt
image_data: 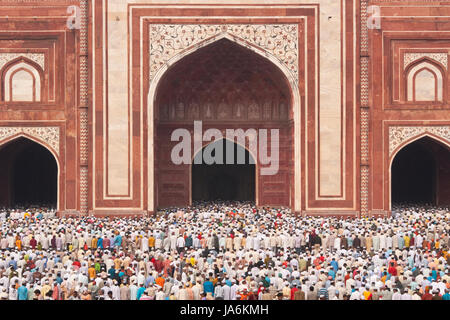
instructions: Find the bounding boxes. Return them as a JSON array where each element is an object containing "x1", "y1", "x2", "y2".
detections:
[
  {"x1": 97, "y1": 237, "x2": 103, "y2": 250},
  {"x1": 108, "y1": 266, "x2": 116, "y2": 279},
  {"x1": 113, "y1": 234, "x2": 122, "y2": 248},
  {"x1": 431, "y1": 268, "x2": 438, "y2": 281},
  {"x1": 328, "y1": 268, "x2": 336, "y2": 280},
  {"x1": 17, "y1": 283, "x2": 28, "y2": 301},
  {"x1": 203, "y1": 276, "x2": 214, "y2": 297},
  {"x1": 442, "y1": 289, "x2": 450, "y2": 300},
  {"x1": 136, "y1": 283, "x2": 146, "y2": 300},
  {"x1": 330, "y1": 258, "x2": 339, "y2": 272},
  {"x1": 262, "y1": 274, "x2": 271, "y2": 288},
  {"x1": 55, "y1": 273, "x2": 63, "y2": 285},
  {"x1": 185, "y1": 235, "x2": 193, "y2": 249},
  {"x1": 398, "y1": 236, "x2": 404, "y2": 249},
  {"x1": 318, "y1": 284, "x2": 329, "y2": 300},
  {"x1": 9, "y1": 259, "x2": 17, "y2": 270},
  {"x1": 54, "y1": 255, "x2": 61, "y2": 264},
  {"x1": 145, "y1": 273, "x2": 155, "y2": 287}
]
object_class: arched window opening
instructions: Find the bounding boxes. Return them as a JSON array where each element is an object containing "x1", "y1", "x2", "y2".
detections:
[
  {"x1": 2, "y1": 59, "x2": 43, "y2": 102},
  {"x1": 406, "y1": 60, "x2": 444, "y2": 102}
]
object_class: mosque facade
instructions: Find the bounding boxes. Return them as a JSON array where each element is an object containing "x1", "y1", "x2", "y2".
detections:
[{"x1": 0, "y1": 0, "x2": 449, "y2": 217}]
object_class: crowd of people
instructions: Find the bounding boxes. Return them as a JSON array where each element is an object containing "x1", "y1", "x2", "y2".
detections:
[{"x1": 0, "y1": 202, "x2": 449, "y2": 301}]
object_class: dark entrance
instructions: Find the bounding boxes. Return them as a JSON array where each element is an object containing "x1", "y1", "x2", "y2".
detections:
[
  {"x1": 192, "y1": 139, "x2": 255, "y2": 202},
  {"x1": 391, "y1": 137, "x2": 447, "y2": 206},
  {"x1": 0, "y1": 137, "x2": 57, "y2": 208}
]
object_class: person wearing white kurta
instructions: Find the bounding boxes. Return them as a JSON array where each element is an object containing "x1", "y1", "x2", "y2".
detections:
[
  {"x1": 141, "y1": 236, "x2": 149, "y2": 252},
  {"x1": 191, "y1": 282, "x2": 201, "y2": 300},
  {"x1": 230, "y1": 281, "x2": 238, "y2": 300},
  {"x1": 245, "y1": 235, "x2": 253, "y2": 250},
  {"x1": 169, "y1": 234, "x2": 177, "y2": 251},
  {"x1": 379, "y1": 234, "x2": 386, "y2": 250},
  {"x1": 334, "y1": 237, "x2": 341, "y2": 251},
  {"x1": 111, "y1": 281, "x2": 121, "y2": 300},
  {"x1": 386, "y1": 235, "x2": 393, "y2": 249}
]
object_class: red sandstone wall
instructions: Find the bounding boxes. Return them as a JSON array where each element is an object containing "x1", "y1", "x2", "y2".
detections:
[
  {"x1": 0, "y1": 1, "x2": 81, "y2": 214},
  {"x1": 368, "y1": 0, "x2": 450, "y2": 215}
]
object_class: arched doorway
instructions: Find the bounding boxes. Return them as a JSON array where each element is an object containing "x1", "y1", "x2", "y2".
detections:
[
  {"x1": 154, "y1": 38, "x2": 293, "y2": 209},
  {"x1": 391, "y1": 136, "x2": 450, "y2": 207},
  {"x1": 192, "y1": 139, "x2": 255, "y2": 202},
  {"x1": 0, "y1": 137, "x2": 58, "y2": 209}
]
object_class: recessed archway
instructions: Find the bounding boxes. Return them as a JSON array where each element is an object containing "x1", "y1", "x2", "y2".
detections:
[
  {"x1": 390, "y1": 136, "x2": 450, "y2": 207},
  {"x1": 0, "y1": 137, "x2": 58, "y2": 209},
  {"x1": 192, "y1": 139, "x2": 256, "y2": 203},
  {"x1": 153, "y1": 38, "x2": 294, "y2": 210}
]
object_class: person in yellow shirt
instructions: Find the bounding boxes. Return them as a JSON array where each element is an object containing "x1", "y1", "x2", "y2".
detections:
[
  {"x1": 41, "y1": 280, "x2": 51, "y2": 297},
  {"x1": 15, "y1": 236, "x2": 22, "y2": 251},
  {"x1": 361, "y1": 286, "x2": 372, "y2": 300},
  {"x1": 114, "y1": 257, "x2": 122, "y2": 270},
  {"x1": 190, "y1": 256, "x2": 196, "y2": 267},
  {"x1": 88, "y1": 264, "x2": 96, "y2": 281},
  {"x1": 404, "y1": 234, "x2": 410, "y2": 248},
  {"x1": 91, "y1": 237, "x2": 98, "y2": 250},
  {"x1": 435, "y1": 239, "x2": 440, "y2": 250},
  {"x1": 148, "y1": 235, "x2": 155, "y2": 249},
  {"x1": 381, "y1": 271, "x2": 388, "y2": 284}
]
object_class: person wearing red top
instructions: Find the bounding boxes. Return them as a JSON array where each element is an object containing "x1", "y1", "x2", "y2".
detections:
[
  {"x1": 388, "y1": 258, "x2": 398, "y2": 268},
  {"x1": 30, "y1": 237, "x2": 37, "y2": 250},
  {"x1": 103, "y1": 237, "x2": 110, "y2": 249},
  {"x1": 421, "y1": 288, "x2": 433, "y2": 300},
  {"x1": 388, "y1": 262, "x2": 398, "y2": 276},
  {"x1": 344, "y1": 273, "x2": 351, "y2": 285},
  {"x1": 290, "y1": 286, "x2": 299, "y2": 300},
  {"x1": 154, "y1": 259, "x2": 163, "y2": 273},
  {"x1": 72, "y1": 260, "x2": 81, "y2": 269}
]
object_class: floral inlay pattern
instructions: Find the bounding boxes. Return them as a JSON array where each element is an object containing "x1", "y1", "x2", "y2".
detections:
[
  {"x1": 0, "y1": 53, "x2": 45, "y2": 71},
  {"x1": 0, "y1": 127, "x2": 60, "y2": 156},
  {"x1": 149, "y1": 24, "x2": 299, "y2": 83},
  {"x1": 389, "y1": 126, "x2": 450, "y2": 156},
  {"x1": 404, "y1": 53, "x2": 448, "y2": 70}
]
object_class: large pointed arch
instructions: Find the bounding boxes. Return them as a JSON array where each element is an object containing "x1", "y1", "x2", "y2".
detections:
[{"x1": 147, "y1": 32, "x2": 301, "y2": 212}]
